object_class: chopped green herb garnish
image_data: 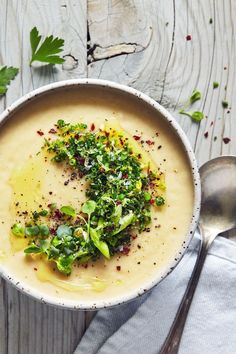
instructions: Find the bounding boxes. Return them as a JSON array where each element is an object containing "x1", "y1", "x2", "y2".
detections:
[
  {"x1": 155, "y1": 196, "x2": 165, "y2": 206},
  {"x1": 30, "y1": 27, "x2": 65, "y2": 65},
  {"x1": 0, "y1": 66, "x2": 19, "y2": 95},
  {"x1": 213, "y1": 81, "x2": 219, "y2": 89},
  {"x1": 11, "y1": 121, "x2": 165, "y2": 275}
]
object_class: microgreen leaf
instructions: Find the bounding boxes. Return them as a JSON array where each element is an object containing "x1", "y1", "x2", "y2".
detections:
[
  {"x1": 82, "y1": 200, "x2": 97, "y2": 216},
  {"x1": 60, "y1": 205, "x2": 76, "y2": 217},
  {"x1": 11, "y1": 223, "x2": 24, "y2": 237},
  {"x1": 56, "y1": 225, "x2": 72, "y2": 238},
  {"x1": 24, "y1": 244, "x2": 42, "y2": 254},
  {"x1": 213, "y1": 81, "x2": 219, "y2": 89},
  {"x1": 0, "y1": 66, "x2": 19, "y2": 95},
  {"x1": 56, "y1": 255, "x2": 75, "y2": 275},
  {"x1": 30, "y1": 26, "x2": 65, "y2": 65},
  {"x1": 179, "y1": 110, "x2": 204, "y2": 123},
  {"x1": 90, "y1": 228, "x2": 110, "y2": 259},
  {"x1": 38, "y1": 224, "x2": 50, "y2": 237},
  {"x1": 25, "y1": 225, "x2": 40, "y2": 237},
  {"x1": 189, "y1": 90, "x2": 201, "y2": 105}
]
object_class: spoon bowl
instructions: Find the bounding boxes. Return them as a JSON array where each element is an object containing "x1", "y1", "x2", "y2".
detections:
[{"x1": 199, "y1": 156, "x2": 236, "y2": 235}]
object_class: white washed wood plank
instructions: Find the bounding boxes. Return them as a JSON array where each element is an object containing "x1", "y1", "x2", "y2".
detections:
[
  {"x1": 88, "y1": 0, "x2": 236, "y2": 166},
  {"x1": 0, "y1": 1, "x2": 87, "y2": 354}
]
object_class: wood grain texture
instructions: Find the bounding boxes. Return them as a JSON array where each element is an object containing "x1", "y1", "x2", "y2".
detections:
[{"x1": 0, "y1": 0, "x2": 236, "y2": 353}]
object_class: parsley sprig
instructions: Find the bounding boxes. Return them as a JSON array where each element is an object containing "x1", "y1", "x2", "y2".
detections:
[
  {"x1": 30, "y1": 27, "x2": 65, "y2": 65},
  {"x1": 0, "y1": 66, "x2": 19, "y2": 95}
]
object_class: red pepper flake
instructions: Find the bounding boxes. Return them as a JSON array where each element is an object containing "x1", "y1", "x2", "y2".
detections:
[
  {"x1": 121, "y1": 246, "x2": 130, "y2": 255},
  {"x1": 49, "y1": 128, "x2": 57, "y2": 134},
  {"x1": 146, "y1": 140, "x2": 155, "y2": 146},
  {"x1": 50, "y1": 227, "x2": 56, "y2": 235},
  {"x1": 37, "y1": 130, "x2": 44, "y2": 136},
  {"x1": 90, "y1": 123, "x2": 95, "y2": 131},
  {"x1": 155, "y1": 132, "x2": 159, "y2": 137},
  {"x1": 122, "y1": 173, "x2": 128, "y2": 179},
  {"x1": 186, "y1": 34, "x2": 192, "y2": 41},
  {"x1": 204, "y1": 132, "x2": 209, "y2": 138},
  {"x1": 223, "y1": 137, "x2": 231, "y2": 144},
  {"x1": 150, "y1": 199, "x2": 155, "y2": 205},
  {"x1": 137, "y1": 244, "x2": 141, "y2": 249},
  {"x1": 54, "y1": 209, "x2": 63, "y2": 220},
  {"x1": 133, "y1": 135, "x2": 141, "y2": 141},
  {"x1": 116, "y1": 266, "x2": 121, "y2": 271},
  {"x1": 34, "y1": 267, "x2": 38, "y2": 271}
]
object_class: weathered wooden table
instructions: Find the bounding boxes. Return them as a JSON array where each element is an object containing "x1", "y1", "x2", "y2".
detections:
[{"x1": 0, "y1": 1, "x2": 235, "y2": 353}]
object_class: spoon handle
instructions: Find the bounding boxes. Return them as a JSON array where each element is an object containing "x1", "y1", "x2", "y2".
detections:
[{"x1": 160, "y1": 237, "x2": 210, "y2": 354}]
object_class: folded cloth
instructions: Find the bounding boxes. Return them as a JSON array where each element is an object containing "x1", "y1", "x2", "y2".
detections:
[{"x1": 75, "y1": 233, "x2": 236, "y2": 354}]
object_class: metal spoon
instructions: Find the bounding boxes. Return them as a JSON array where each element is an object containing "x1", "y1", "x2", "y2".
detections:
[{"x1": 160, "y1": 156, "x2": 236, "y2": 354}]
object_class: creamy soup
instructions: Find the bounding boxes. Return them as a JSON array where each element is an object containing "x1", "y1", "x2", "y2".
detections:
[{"x1": 0, "y1": 87, "x2": 194, "y2": 306}]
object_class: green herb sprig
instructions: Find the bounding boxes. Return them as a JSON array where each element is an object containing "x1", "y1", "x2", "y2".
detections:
[
  {"x1": 0, "y1": 66, "x2": 19, "y2": 95},
  {"x1": 30, "y1": 27, "x2": 65, "y2": 65}
]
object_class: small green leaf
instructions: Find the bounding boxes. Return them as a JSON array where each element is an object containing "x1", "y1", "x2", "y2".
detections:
[
  {"x1": 213, "y1": 81, "x2": 219, "y2": 89},
  {"x1": 24, "y1": 244, "x2": 41, "y2": 254},
  {"x1": 90, "y1": 228, "x2": 110, "y2": 259},
  {"x1": 11, "y1": 223, "x2": 25, "y2": 237},
  {"x1": 39, "y1": 239, "x2": 50, "y2": 252},
  {"x1": 155, "y1": 196, "x2": 165, "y2": 206},
  {"x1": 0, "y1": 66, "x2": 19, "y2": 95},
  {"x1": 82, "y1": 200, "x2": 97, "y2": 216},
  {"x1": 25, "y1": 225, "x2": 40, "y2": 237},
  {"x1": 60, "y1": 205, "x2": 76, "y2": 217},
  {"x1": 189, "y1": 90, "x2": 201, "y2": 105},
  {"x1": 56, "y1": 224, "x2": 72, "y2": 238},
  {"x1": 112, "y1": 212, "x2": 134, "y2": 235},
  {"x1": 38, "y1": 224, "x2": 50, "y2": 237}
]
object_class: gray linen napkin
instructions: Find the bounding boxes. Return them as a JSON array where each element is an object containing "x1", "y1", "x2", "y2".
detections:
[{"x1": 75, "y1": 233, "x2": 236, "y2": 354}]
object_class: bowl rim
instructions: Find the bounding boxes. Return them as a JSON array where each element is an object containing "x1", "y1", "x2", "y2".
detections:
[{"x1": 0, "y1": 78, "x2": 201, "y2": 310}]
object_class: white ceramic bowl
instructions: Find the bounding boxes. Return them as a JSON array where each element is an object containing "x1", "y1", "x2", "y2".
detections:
[{"x1": 0, "y1": 79, "x2": 201, "y2": 309}]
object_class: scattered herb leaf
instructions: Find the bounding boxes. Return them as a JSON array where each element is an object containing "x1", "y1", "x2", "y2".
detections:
[
  {"x1": 179, "y1": 110, "x2": 204, "y2": 123},
  {"x1": 222, "y1": 100, "x2": 229, "y2": 109},
  {"x1": 30, "y1": 26, "x2": 65, "y2": 65},
  {"x1": 213, "y1": 82, "x2": 219, "y2": 89},
  {"x1": 0, "y1": 66, "x2": 19, "y2": 95}
]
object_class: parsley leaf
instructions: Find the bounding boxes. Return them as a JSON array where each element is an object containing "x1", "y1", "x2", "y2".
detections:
[
  {"x1": 0, "y1": 66, "x2": 19, "y2": 95},
  {"x1": 30, "y1": 27, "x2": 65, "y2": 65}
]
